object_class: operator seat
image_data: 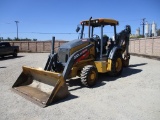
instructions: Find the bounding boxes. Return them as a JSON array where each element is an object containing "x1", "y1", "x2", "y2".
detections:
[
  {"x1": 102, "y1": 35, "x2": 109, "y2": 54},
  {"x1": 95, "y1": 38, "x2": 101, "y2": 58}
]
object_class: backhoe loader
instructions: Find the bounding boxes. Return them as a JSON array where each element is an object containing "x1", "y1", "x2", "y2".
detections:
[{"x1": 12, "y1": 17, "x2": 131, "y2": 107}]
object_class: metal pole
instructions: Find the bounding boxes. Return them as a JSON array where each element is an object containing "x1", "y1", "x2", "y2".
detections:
[
  {"x1": 15, "y1": 21, "x2": 19, "y2": 40},
  {"x1": 139, "y1": 39, "x2": 140, "y2": 53}
]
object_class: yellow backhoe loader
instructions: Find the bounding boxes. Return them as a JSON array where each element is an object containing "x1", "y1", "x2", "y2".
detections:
[{"x1": 12, "y1": 17, "x2": 131, "y2": 107}]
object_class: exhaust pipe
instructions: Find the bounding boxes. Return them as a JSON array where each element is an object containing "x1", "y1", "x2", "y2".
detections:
[
  {"x1": 44, "y1": 36, "x2": 56, "y2": 71},
  {"x1": 88, "y1": 17, "x2": 92, "y2": 38},
  {"x1": 51, "y1": 36, "x2": 55, "y2": 54}
]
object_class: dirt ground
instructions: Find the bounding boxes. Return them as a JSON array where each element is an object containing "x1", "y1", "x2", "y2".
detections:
[{"x1": 0, "y1": 53, "x2": 160, "y2": 120}]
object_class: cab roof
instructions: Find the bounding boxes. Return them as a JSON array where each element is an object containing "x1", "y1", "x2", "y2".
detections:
[{"x1": 81, "y1": 18, "x2": 119, "y2": 27}]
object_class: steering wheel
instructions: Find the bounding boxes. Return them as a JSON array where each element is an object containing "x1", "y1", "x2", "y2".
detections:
[{"x1": 93, "y1": 34, "x2": 100, "y2": 39}]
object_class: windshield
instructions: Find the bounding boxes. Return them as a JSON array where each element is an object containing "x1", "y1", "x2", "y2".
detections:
[{"x1": 80, "y1": 25, "x2": 116, "y2": 40}]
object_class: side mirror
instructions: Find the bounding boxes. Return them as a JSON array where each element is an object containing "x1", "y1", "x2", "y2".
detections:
[
  {"x1": 76, "y1": 26, "x2": 80, "y2": 33},
  {"x1": 76, "y1": 25, "x2": 80, "y2": 33}
]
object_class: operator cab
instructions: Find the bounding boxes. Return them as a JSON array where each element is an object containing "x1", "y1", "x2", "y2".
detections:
[{"x1": 76, "y1": 18, "x2": 119, "y2": 60}]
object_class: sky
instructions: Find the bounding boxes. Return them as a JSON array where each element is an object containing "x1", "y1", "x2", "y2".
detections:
[{"x1": 0, "y1": 0, "x2": 160, "y2": 41}]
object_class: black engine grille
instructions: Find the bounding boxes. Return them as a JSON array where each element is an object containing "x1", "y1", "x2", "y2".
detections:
[{"x1": 58, "y1": 48, "x2": 69, "y2": 63}]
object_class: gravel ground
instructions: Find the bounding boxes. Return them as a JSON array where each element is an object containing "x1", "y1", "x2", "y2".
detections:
[{"x1": 0, "y1": 53, "x2": 160, "y2": 120}]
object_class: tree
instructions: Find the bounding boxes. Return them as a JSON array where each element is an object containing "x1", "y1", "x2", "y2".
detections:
[
  {"x1": 157, "y1": 29, "x2": 160, "y2": 36},
  {"x1": 130, "y1": 35, "x2": 143, "y2": 39},
  {"x1": 21, "y1": 38, "x2": 31, "y2": 41},
  {"x1": 33, "y1": 39, "x2": 37, "y2": 41},
  {"x1": 14, "y1": 37, "x2": 19, "y2": 41},
  {"x1": 7, "y1": 37, "x2": 12, "y2": 41}
]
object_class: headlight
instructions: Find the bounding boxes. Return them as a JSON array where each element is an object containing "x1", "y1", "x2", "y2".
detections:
[{"x1": 96, "y1": 20, "x2": 98, "y2": 23}]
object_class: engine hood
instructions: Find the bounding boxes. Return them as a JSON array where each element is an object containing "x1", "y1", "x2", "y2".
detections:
[{"x1": 59, "y1": 38, "x2": 90, "y2": 49}]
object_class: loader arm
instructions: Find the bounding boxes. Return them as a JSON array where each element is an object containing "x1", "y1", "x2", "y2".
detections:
[{"x1": 63, "y1": 43, "x2": 94, "y2": 80}]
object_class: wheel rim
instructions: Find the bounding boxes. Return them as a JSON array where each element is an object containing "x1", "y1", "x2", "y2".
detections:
[
  {"x1": 90, "y1": 71, "x2": 96, "y2": 81},
  {"x1": 116, "y1": 58, "x2": 122, "y2": 72}
]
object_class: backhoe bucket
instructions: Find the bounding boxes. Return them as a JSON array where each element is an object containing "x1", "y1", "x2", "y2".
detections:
[
  {"x1": 123, "y1": 59, "x2": 129, "y2": 67},
  {"x1": 12, "y1": 66, "x2": 69, "y2": 107}
]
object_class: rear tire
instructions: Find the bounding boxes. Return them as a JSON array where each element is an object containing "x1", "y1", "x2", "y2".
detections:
[
  {"x1": 0, "y1": 55, "x2": 4, "y2": 58},
  {"x1": 108, "y1": 52, "x2": 123, "y2": 77},
  {"x1": 81, "y1": 65, "x2": 98, "y2": 87}
]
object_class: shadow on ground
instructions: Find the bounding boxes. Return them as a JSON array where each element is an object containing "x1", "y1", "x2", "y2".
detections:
[
  {"x1": 66, "y1": 78, "x2": 84, "y2": 92},
  {"x1": 0, "y1": 56, "x2": 24, "y2": 61},
  {"x1": 0, "y1": 66, "x2": 7, "y2": 68},
  {"x1": 129, "y1": 63, "x2": 147, "y2": 67},
  {"x1": 99, "y1": 63, "x2": 147, "y2": 82},
  {"x1": 66, "y1": 63, "x2": 147, "y2": 91},
  {"x1": 49, "y1": 62, "x2": 147, "y2": 106},
  {"x1": 99, "y1": 67, "x2": 142, "y2": 82},
  {"x1": 50, "y1": 94, "x2": 79, "y2": 107}
]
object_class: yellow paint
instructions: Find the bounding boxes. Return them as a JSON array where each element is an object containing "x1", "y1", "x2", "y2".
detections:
[
  {"x1": 89, "y1": 44, "x2": 95, "y2": 56},
  {"x1": 69, "y1": 67, "x2": 78, "y2": 78},
  {"x1": 107, "y1": 59, "x2": 112, "y2": 71},
  {"x1": 94, "y1": 61, "x2": 107, "y2": 73},
  {"x1": 22, "y1": 66, "x2": 61, "y2": 79}
]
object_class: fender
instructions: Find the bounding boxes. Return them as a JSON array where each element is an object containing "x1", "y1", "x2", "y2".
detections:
[
  {"x1": 108, "y1": 46, "x2": 122, "y2": 59},
  {"x1": 63, "y1": 44, "x2": 94, "y2": 80}
]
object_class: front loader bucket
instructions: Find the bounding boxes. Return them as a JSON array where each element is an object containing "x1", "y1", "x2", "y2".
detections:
[{"x1": 12, "y1": 66, "x2": 69, "y2": 107}]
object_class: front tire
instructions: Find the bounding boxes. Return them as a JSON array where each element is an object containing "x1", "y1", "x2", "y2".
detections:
[
  {"x1": 81, "y1": 65, "x2": 98, "y2": 87},
  {"x1": 0, "y1": 55, "x2": 4, "y2": 58},
  {"x1": 13, "y1": 50, "x2": 17, "y2": 57}
]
